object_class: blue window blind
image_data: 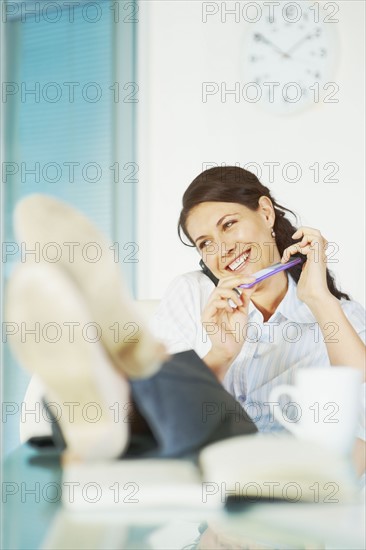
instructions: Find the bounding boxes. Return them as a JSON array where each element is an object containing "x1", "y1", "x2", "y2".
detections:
[
  {"x1": 4, "y1": 2, "x2": 137, "y2": 284},
  {"x1": 5, "y1": 0, "x2": 119, "y2": 241},
  {"x1": 2, "y1": 0, "x2": 137, "y2": 455}
]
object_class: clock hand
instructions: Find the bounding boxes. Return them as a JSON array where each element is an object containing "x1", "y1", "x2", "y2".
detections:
[
  {"x1": 254, "y1": 33, "x2": 288, "y2": 58},
  {"x1": 285, "y1": 33, "x2": 316, "y2": 56}
]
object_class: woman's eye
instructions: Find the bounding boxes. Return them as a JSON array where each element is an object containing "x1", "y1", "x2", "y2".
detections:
[
  {"x1": 223, "y1": 220, "x2": 236, "y2": 230},
  {"x1": 199, "y1": 240, "x2": 211, "y2": 250}
]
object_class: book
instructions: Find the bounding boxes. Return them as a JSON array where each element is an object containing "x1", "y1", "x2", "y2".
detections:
[{"x1": 61, "y1": 434, "x2": 359, "y2": 511}]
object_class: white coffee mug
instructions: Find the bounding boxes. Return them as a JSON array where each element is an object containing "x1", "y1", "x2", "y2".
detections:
[{"x1": 269, "y1": 367, "x2": 362, "y2": 455}]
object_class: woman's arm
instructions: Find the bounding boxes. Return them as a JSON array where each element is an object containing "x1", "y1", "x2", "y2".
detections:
[
  {"x1": 203, "y1": 349, "x2": 235, "y2": 382},
  {"x1": 201, "y1": 273, "x2": 256, "y2": 380},
  {"x1": 282, "y1": 226, "x2": 366, "y2": 381}
]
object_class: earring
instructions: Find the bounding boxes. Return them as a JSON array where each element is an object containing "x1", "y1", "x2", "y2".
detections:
[{"x1": 271, "y1": 228, "x2": 276, "y2": 238}]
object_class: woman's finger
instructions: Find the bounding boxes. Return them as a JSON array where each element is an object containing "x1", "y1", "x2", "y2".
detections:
[
  {"x1": 292, "y1": 226, "x2": 321, "y2": 239},
  {"x1": 204, "y1": 298, "x2": 238, "y2": 318},
  {"x1": 282, "y1": 242, "x2": 313, "y2": 262},
  {"x1": 298, "y1": 234, "x2": 319, "y2": 247},
  {"x1": 208, "y1": 288, "x2": 244, "y2": 306},
  {"x1": 292, "y1": 228, "x2": 328, "y2": 250},
  {"x1": 281, "y1": 243, "x2": 303, "y2": 262},
  {"x1": 282, "y1": 237, "x2": 328, "y2": 264}
]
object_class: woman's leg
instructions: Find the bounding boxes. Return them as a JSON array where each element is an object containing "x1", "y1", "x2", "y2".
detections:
[
  {"x1": 6, "y1": 262, "x2": 131, "y2": 460},
  {"x1": 7, "y1": 194, "x2": 256, "y2": 459},
  {"x1": 7, "y1": 263, "x2": 256, "y2": 459},
  {"x1": 46, "y1": 349, "x2": 257, "y2": 459},
  {"x1": 13, "y1": 193, "x2": 166, "y2": 379},
  {"x1": 128, "y1": 350, "x2": 257, "y2": 458}
]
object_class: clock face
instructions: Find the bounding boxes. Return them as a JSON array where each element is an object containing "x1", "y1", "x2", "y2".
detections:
[{"x1": 242, "y1": 3, "x2": 339, "y2": 115}]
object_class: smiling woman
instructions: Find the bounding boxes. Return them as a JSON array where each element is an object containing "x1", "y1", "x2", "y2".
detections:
[
  {"x1": 178, "y1": 167, "x2": 348, "y2": 300},
  {"x1": 150, "y1": 166, "x2": 366, "y2": 438}
]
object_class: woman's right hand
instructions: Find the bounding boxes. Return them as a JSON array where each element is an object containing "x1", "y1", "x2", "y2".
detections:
[{"x1": 201, "y1": 275, "x2": 256, "y2": 379}]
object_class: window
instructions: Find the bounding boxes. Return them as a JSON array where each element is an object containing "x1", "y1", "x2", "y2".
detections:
[{"x1": 2, "y1": 0, "x2": 138, "y2": 454}]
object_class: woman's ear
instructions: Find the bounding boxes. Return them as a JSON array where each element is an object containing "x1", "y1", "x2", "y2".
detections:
[{"x1": 258, "y1": 196, "x2": 275, "y2": 227}]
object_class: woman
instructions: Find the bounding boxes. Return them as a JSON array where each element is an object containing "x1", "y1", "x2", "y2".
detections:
[
  {"x1": 8, "y1": 187, "x2": 364, "y2": 469},
  {"x1": 151, "y1": 166, "x2": 366, "y2": 434}
]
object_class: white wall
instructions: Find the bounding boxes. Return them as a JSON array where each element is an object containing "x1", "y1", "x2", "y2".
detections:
[{"x1": 137, "y1": 0, "x2": 365, "y2": 306}]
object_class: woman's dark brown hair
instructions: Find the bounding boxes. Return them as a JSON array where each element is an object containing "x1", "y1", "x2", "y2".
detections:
[{"x1": 178, "y1": 166, "x2": 350, "y2": 301}]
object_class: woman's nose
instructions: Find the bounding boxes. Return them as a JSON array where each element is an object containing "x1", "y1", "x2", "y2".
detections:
[{"x1": 220, "y1": 240, "x2": 237, "y2": 262}]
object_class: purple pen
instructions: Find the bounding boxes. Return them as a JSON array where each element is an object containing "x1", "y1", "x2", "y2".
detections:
[{"x1": 238, "y1": 257, "x2": 303, "y2": 289}]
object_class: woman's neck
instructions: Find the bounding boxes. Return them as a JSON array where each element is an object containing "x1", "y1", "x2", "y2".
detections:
[{"x1": 251, "y1": 272, "x2": 289, "y2": 322}]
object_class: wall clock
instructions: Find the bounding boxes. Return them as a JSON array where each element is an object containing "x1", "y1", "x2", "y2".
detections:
[{"x1": 242, "y1": 2, "x2": 340, "y2": 115}]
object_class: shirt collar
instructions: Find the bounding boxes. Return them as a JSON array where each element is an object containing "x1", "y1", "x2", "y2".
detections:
[{"x1": 248, "y1": 275, "x2": 316, "y2": 324}]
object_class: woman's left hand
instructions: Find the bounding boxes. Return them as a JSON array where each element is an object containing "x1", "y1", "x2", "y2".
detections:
[{"x1": 281, "y1": 226, "x2": 333, "y2": 306}]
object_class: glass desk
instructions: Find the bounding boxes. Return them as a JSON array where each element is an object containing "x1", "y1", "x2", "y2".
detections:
[{"x1": 2, "y1": 445, "x2": 365, "y2": 550}]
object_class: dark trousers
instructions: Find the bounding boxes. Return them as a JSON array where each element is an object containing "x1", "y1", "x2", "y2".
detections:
[
  {"x1": 128, "y1": 350, "x2": 257, "y2": 457},
  {"x1": 50, "y1": 350, "x2": 257, "y2": 458}
]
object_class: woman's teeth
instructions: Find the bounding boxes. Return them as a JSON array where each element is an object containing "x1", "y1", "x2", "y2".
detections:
[{"x1": 228, "y1": 250, "x2": 250, "y2": 271}]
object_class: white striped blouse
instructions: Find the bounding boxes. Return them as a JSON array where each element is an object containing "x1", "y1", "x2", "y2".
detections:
[{"x1": 150, "y1": 271, "x2": 366, "y2": 438}]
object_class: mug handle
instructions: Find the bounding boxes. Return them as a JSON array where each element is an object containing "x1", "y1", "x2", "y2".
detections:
[{"x1": 269, "y1": 384, "x2": 304, "y2": 437}]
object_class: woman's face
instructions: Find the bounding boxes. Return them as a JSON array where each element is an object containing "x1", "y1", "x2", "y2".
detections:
[{"x1": 186, "y1": 199, "x2": 280, "y2": 280}]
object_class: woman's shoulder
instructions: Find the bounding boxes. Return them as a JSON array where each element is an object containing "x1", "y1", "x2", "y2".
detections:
[
  {"x1": 158, "y1": 270, "x2": 215, "y2": 314},
  {"x1": 163, "y1": 270, "x2": 215, "y2": 294}
]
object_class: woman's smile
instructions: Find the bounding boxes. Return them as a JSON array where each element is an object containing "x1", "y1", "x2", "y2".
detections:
[{"x1": 225, "y1": 247, "x2": 252, "y2": 272}]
